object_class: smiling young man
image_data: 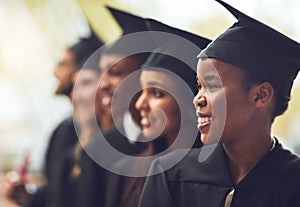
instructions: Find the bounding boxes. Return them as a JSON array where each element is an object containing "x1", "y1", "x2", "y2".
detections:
[
  {"x1": 2, "y1": 32, "x2": 103, "y2": 207},
  {"x1": 138, "y1": 1, "x2": 300, "y2": 207}
]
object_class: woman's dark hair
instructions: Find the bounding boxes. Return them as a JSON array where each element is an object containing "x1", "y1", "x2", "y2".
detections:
[{"x1": 241, "y1": 69, "x2": 289, "y2": 122}]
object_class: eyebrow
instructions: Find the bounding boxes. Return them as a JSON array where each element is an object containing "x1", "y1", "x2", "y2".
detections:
[
  {"x1": 204, "y1": 75, "x2": 219, "y2": 81},
  {"x1": 196, "y1": 75, "x2": 219, "y2": 82},
  {"x1": 146, "y1": 81, "x2": 167, "y2": 89}
]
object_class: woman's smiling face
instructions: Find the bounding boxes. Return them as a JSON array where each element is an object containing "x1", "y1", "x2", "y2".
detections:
[
  {"x1": 135, "y1": 70, "x2": 181, "y2": 141},
  {"x1": 194, "y1": 58, "x2": 254, "y2": 145}
]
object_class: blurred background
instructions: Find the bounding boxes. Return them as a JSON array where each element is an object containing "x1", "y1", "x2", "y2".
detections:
[{"x1": 0, "y1": 0, "x2": 299, "y2": 191}]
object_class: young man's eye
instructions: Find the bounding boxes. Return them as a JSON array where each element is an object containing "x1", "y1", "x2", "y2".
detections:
[
  {"x1": 108, "y1": 70, "x2": 122, "y2": 76},
  {"x1": 107, "y1": 65, "x2": 123, "y2": 76},
  {"x1": 58, "y1": 61, "x2": 68, "y2": 67},
  {"x1": 81, "y1": 80, "x2": 93, "y2": 86}
]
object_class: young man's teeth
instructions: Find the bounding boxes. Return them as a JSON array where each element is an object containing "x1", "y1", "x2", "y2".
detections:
[
  {"x1": 201, "y1": 117, "x2": 211, "y2": 124},
  {"x1": 101, "y1": 96, "x2": 110, "y2": 106}
]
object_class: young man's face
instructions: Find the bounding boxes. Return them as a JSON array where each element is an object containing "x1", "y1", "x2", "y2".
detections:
[
  {"x1": 53, "y1": 50, "x2": 77, "y2": 96},
  {"x1": 97, "y1": 53, "x2": 142, "y2": 121},
  {"x1": 71, "y1": 69, "x2": 100, "y2": 126},
  {"x1": 194, "y1": 58, "x2": 254, "y2": 145}
]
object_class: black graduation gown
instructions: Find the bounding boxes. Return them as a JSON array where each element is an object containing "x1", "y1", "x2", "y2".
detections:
[
  {"x1": 104, "y1": 141, "x2": 164, "y2": 207},
  {"x1": 105, "y1": 136, "x2": 203, "y2": 207},
  {"x1": 55, "y1": 125, "x2": 146, "y2": 207},
  {"x1": 26, "y1": 117, "x2": 78, "y2": 207},
  {"x1": 139, "y1": 140, "x2": 300, "y2": 207},
  {"x1": 104, "y1": 156, "x2": 146, "y2": 207}
]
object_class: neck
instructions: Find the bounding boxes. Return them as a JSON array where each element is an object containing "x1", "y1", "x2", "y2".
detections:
[
  {"x1": 98, "y1": 111, "x2": 114, "y2": 132},
  {"x1": 167, "y1": 123, "x2": 194, "y2": 150},
  {"x1": 100, "y1": 118, "x2": 114, "y2": 132},
  {"x1": 223, "y1": 133, "x2": 274, "y2": 185},
  {"x1": 79, "y1": 125, "x2": 98, "y2": 146}
]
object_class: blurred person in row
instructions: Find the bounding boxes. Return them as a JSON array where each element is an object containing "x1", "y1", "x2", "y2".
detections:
[
  {"x1": 2, "y1": 31, "x2": 103, "y2": 207},
  {"x1": 55, "y1": 7, "x2": 154, "y2": 206},
  {"x1": 52, "y1": 49, "x2": 114, "y2": 207},
  {"x1": 44, "y1": 31, "x2": 104, "y2": 207},
  {"x1": 139, "y1": 1, "x2": 300, "y2": 206},
  {"x1": 103, "y1": 8, "x2": 210, "y2": 207}
]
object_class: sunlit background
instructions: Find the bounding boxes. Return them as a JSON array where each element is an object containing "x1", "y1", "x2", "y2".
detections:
[{"x1": 0, "y1": 0, "x2": 300, "y2": 198}]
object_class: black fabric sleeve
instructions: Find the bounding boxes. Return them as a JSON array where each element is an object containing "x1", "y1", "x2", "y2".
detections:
[{"x1": 138, "y1": 159, "x2": 175, "y2": 207}]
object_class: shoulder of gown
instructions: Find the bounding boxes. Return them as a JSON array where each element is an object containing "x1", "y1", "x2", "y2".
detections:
[{"x1": 139, "y1": 140, "x2": 300, "y2": 207}]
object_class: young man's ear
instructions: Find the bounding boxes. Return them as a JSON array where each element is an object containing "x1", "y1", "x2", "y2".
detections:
[{"x1": 253, "y1": 82, "x2": 274, "y2": 107}]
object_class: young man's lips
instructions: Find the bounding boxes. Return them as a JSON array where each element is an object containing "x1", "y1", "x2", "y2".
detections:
[{"x1": 140, "y1": 117, "x2": 151, "y2": 128}]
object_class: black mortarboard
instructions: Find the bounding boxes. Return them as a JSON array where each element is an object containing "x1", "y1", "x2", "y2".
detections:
[
  {"x1": 198, "y1": 0, "x2": 300, "y2": 99},
  {"x1": 107, "y1": 6, "x2": 148, "y2": 36},
  {"x1": 141, "y1": 19, "x2": 211, "y2": 94},
  {"x1": 145, "y1": 18, "x2": 211, "y2": 51},
  {"x1": 105, "y1": 6, "x2": 151, "y2": 62},
  {"x1": 69, "y1": 31, "x2": 104, "y2": 69},
  {"x1": 80, "y1": 49, "x2": 102, "y2": 74},
  {"x1": 106, "y1": 6, "x2": 211, "y2": 93},
  {"x1": 142, "y1": 52, "x2": 199, "y2": 94}
]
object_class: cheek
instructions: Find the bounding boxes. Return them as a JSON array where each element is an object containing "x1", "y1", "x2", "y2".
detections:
[
  {"x1": 224, "y1": 89, "x2": 251, "y2": 118},
  {"x1": 111, "y1": 77, "x2": 124, "y2": 92},
  {"x1": 214, "y1": 91, "x2": 250, "y2": 141},
  {"x1": 148, "y1": 99, "x2": 171, "y2": 122},
  {"x1": 95, "y1": 88, "x2": 102, "y2": 101},
  {"x1": 75, "y1": 85, "x2": 97, "y2": 104},
  {"x1": 209, "y1": 92, "x2": 227, "y2": 121},
  {"x1": 76, "y1": 89, "x2": 89, "y2": 101},
  {"x1": 116, "y1": 75, "x2": 124, "y2": 84},
  {"x1": 163, "y1": 100, "x2": 181, "y2": 131},
  {"x1": 203, "y1": 92, "x2": 227, "y2": 143},
  {"x1": 62, "y1": 67, "x2": 74, "y2": 80},
  {"x1": 84, "y1": 90, "x2": 96, "y2": 104}
]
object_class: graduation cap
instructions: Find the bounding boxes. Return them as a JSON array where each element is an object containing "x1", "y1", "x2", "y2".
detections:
[
  {"x1": 69, "y1": 31, "x2": 104, "y2": 69},
  {"x1": 141, "y1": 52, "x2": 200, "y2": 94},
  {"x1": 104, "y1": 6, "x2": 150, "y2": 62},
  {"x1": 107, "y1": 6, "x2": 148, "y2": 35},
  {"x1": 198, "y1": 0, "x2": 300, "y2": 99},
  {"x1": 106, "y1": 5, "x2": 211, "y2": 48},
  {"x1": 106, "y1": 6, "x2": 211, "y2": 93},
  {"x1": 106, "y1": 6, "x2": 211, "y2": 64},
  {"x1": 145, "y1": 18, "x2": 211, "y2": 51},
  {"x1": 141, "y1": 19, "x2": 211, "y2": 94},
  {"x1": 80, "y1": 49, "x2": 102, "y2": 74}
]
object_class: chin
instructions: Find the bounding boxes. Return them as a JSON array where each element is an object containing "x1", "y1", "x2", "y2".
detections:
[
  {"x1": 141, "y1": 128, "x2": 162, "y2": 141},
  {"x1": 142, "y1": 131, "x2": 156, "y2": 140},
  {"x1": 201, "y1": 135, "x2": 220, "y2": 145}
]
